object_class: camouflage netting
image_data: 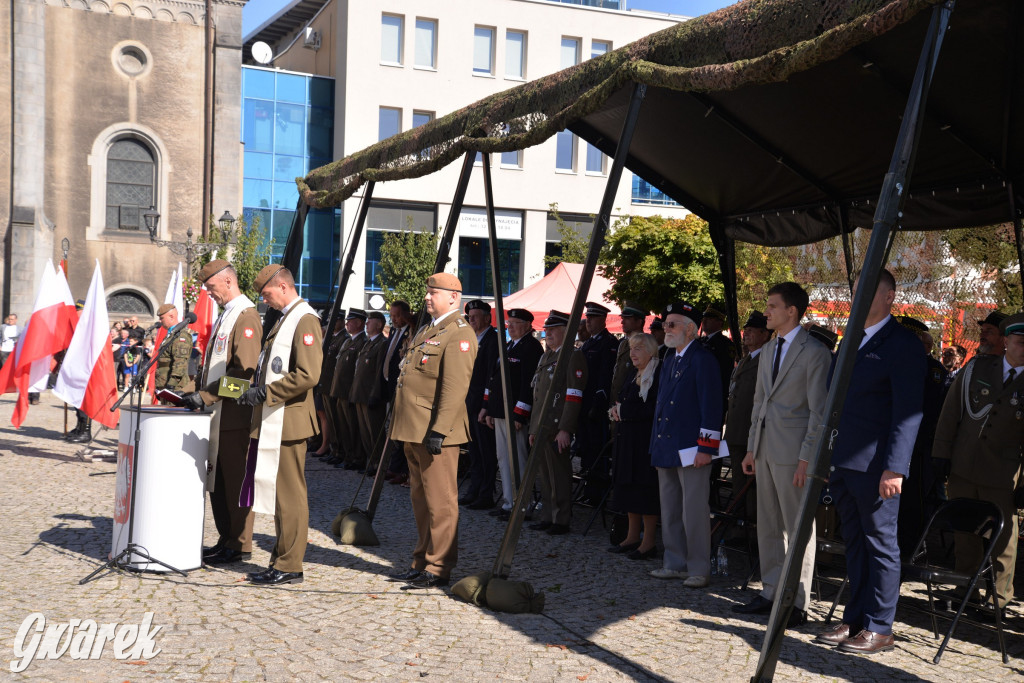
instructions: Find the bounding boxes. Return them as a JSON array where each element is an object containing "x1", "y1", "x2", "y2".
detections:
[{"x1": 297, "y1": 0, "x2": 940, "y2": 210}]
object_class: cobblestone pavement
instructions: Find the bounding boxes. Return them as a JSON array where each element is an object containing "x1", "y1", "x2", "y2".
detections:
[{"x1": 1, "y1": 392, "x2": 1022, "y2": 681}]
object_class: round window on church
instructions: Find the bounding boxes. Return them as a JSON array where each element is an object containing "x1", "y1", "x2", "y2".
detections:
[{"x1": 112, "y1": 42, "x2": 152, "y2": 79}]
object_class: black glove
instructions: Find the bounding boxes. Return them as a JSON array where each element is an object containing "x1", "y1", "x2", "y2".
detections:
[
  {"x1": 426, "y1": 431, "x2": 445, "y2": 455},
  {"x1": 931, "y1": 457, "x2": 951, "y2": 481},
  {"x1": 236, "y1": 386, "x2": 267, "y2": 407},
  {"x1": 181, "y1": 392, "x2": 205, "y2": 411}
]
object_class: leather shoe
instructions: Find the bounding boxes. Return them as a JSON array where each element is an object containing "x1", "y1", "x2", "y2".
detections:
[
  {"x1": 608, "y1": 542, "x2": 641, "y2": 554},
  {"x1": 627, "y1": 546, "x2": 658, "y2": 560},
  {"x1": 204, "y1": 548, "x2": 251, "y2": 565},
  {"x1": 387, "y1": 568, "x2": 424, "y2": 582},
  {"x1": 787, "y1": 609, "x2": 808, "y2": 627},
  {"x1": 814, "y1": 622, "x2": 854, "y2": 646},
  {"x1": 732, "y1": 595, "x2": 774, "y2": 615},
  {"x1": 248, "y1": 568, "x2": 303, "y2": 586},
  {"x1": 202, "y1": 543, "x2": 225, "y2": 559},
  {"x1": 529, "y1": 521, "x2": 552, "y2": 531},
  {"x1": 245, "y1": 567, "x2": 275, "y2": 581},
  {"x1": 400, "y1": 572, "x2": 449, "y2": 590},
  {"x1": 458, "y1": 495, "x2": 476, "y2": 506},
  {"x1": 468, "y1": 498, "x2": 495, "y2": 510},
  {"x1": 546, "y1": 523, "x2": 571, "y2": 535},
  {"x1": 837, "y1": 629, "x2": 894, "y2": 654}
]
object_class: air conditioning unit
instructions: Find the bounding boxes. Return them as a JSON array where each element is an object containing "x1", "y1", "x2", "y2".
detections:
[{"x1": 303, "y1": 27, "x2": 321, "y2": 51}]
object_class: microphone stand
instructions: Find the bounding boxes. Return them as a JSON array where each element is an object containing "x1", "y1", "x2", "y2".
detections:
[{"x1": 80, "y1": 327, "x2": 193, "y2": 583}]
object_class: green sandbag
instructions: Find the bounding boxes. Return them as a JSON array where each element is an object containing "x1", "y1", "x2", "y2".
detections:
[
  {"x1": 331, "y1": 507, "x2": 380, "y2": 546},
  {"x1": 484, "y1": 578, "x2": 545, "y2": 614},
  {"x1": 451, "y1": 571, "x2": 492, "y2": 606}
]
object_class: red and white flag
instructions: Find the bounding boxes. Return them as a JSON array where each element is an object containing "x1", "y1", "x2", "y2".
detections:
[
  {"x1": 190, "y1": 285, "x2": 216, "y2": 357},
  {"x1": 54, "y1": 261, "x2": 120, "y2": 428},
  {"x1": 0, "y1": 260, "x2": 78, "y2": 427},
  {"x1": 146, "y1": 263, "x2": 184, "y2": 403}
]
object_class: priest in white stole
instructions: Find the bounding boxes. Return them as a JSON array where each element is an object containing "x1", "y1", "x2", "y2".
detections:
[{"x1": 237, "y1": 264, "x2": 322, "y2": 586}]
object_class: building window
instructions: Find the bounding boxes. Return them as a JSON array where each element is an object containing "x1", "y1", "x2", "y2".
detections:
[
  {"x1": 555, "y1": 129, "x2": 576, "y2": 171},
  {"x1": 379, "y1": 107, "x2": 401, "y2": 141},
  {"x1": 107, "y1": 289, "x2": 154, "y2": 316},
  {"x1": 365, "y1": 201, "x2": 437, "y2": 291},
  {"x1": 473, "y1": 26, "x2": 495, "y2": 75},
  {"x1": 381, "y1": 14, "x2": 403, "y2": 65},
  {"x1": 501, "y1": 148, "x2": 522, "y2": 167},
  {"x1": 585, "y1": 143, "x2": 605, "y2": 174},
  {"x1": 505, "y1": 30, "x2": 526, "y2": 79},
  {"x1": 414, "y1": 18, "x2": 437, "y2": 69},
  {"x1": 560, "y1": 37, "x2": 581, "y2": 69},
  {"x1": 458, "y1": 237, "x2": 521, "y2": 297},
  {"x1": 412, "y1": 110, "x2": 434, "y2": 128},
  {"x1": 631, "y1": 175, "x2": 681, "y2": 206},
  {"x1": 106, "y1": 138, "x2": 155, "y2": 231},
  {"x1": 591, "y1": 40, "x2": 611, "y2": 59}
]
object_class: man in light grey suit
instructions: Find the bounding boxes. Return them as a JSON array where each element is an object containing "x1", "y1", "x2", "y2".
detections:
[{"x1": 734, "y1": 282, "x2": 831, "y2": 625}]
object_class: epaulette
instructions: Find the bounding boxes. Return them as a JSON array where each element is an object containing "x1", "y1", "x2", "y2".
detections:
[{"x1": 456, "y1": 319, "x2": 467, "y2": 327}]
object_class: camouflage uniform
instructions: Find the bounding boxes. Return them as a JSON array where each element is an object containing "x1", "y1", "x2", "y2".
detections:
[{"x1": 155, "y1": 331, "x2": 195, "y2": 394}]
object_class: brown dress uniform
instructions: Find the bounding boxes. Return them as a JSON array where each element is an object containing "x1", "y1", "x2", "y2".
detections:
[
  {"x1": 331, "y1": 330, "x2": 366, "y2": 466},
  {"x1": 197, "y1": 305, "x2": 262, "y2": 553},
  {"x1": 529, "y1": 346, "x2": 588, "y2": 526},
  {"x1": 250, "y1": 305, "x2": 322, "y2": 573},
  {"x1": 155, "y1": 331, "x2": 195, "y2": 394},
  {"x1": 350, "y1": 332, "x2": 388, "y2": 469},
  {"x1": 390, "y1": 312, "x2": 478, "y2": 579},
  {"x1": 933, "y1": 354, "x2": 1024, "y2": 606}
]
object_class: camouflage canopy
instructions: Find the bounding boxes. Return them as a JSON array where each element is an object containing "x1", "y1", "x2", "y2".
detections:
[{"x1": 297, "y1": 0, "x2": 1022, "y2": 247}]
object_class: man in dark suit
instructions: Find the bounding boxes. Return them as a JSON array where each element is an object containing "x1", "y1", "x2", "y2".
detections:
[
  {"x1": 461, "y1": 299, "x2": 499, "y2": 509},
  {"x1": 578, "y1": 302, "x2": 619, "y2": 502},
  {"x1": 701, "y1": 305, "x2": 736, "y2": 410},
  {"x1": 328, "y1": 310, "x2": 366, "y2": 468},
  {"x1": 815, "y1": 269, "x2": 926, "y2": 654},
  {"x1": 382, "y1": 300, "x2": 413, "y2": 483},
  {"x1": 351, "y1": 311, "x2": 389, "y2": 472}
]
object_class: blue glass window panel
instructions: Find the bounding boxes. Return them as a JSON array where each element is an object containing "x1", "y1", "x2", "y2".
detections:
[
  {"x1": 381, "y1": 15, "x2": 403, "y2": 63},
  {"x1": 243, "y1": 179, "x2": 273, "y2": 209},
  {"x1": 585, "y1": 143, "x2": 604, "y2": 173},
  {"x1": 243, "y1": 99, "x2": 274, "y2": 153},
  {"x1": 308, "y1": 157, "x2": 331, "y2": 174},
  {"x1": 505, "y1": 31, "x2": 525, "y2": 79},
  {"x1": 305, "y1": 211, "x2": 334, "y2": 254},
  {"x1": 308, "y1": 107, "x2": 333, "y2": 159},
  {"x1": 555, "y1": 130, "x2": 575, "y2": 170},
  {"x1": 458, "y1": 237, "x2": 521, "y2": 297},
  {"x1": 560, "y1": 37, "x2": 580, "y2": 68},
  {"x1": 379, "y1": 107, "x2": 401, "y2": 141},
  {"x1": 300, "y1": 257, "x2": 332, "y2": 303},
  {"x1": 244, "y1": 151, "x2": 273, "y2": 179},
  {"x1": 274, "y1": 102, "x2": 306, "y2": 156},
  {"x1": 309, "y1": 77, "x2": 334, "y2": 108},
  {"x1": 272, "y1": 210, "x2": 294, "y2": 247},
  {"x1": 274, "y1": 155, "x2": 305, "y2": 182},
  {"x1": 501, "y1": 149, "x2": 521, "y2": 166},
  {"x1": 275, "y1": 73, "x2": 306, "y2": 104},
  {"x1": 365, "y1": 231, "x2": 385, "y2": 290},
  {"x1": 242, "y1": 68, "x2": 274, "y2": 99},
  {"x1": 473, "y1": 27, "x2": 494, "y2": 74},
  {"x1": 273, "y1": 180, "x2": 299, "y2": 209},
  {"x1": 242, "y1": 207, "x2": 271, "y2": 232},
  {"x1": 412, "y1": 111, "x2": 432, "y2": 128}
]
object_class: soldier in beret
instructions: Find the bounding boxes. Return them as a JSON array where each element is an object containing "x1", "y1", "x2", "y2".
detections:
[
  {"x1": 328, "y1": 309, "x2": 367, "y2": 468},
  {"x1": 154, "y1": 303, "x2": 194, "y2": 398},
  {"x1": 462, "y1": 299, "x2": 499, "y2": 509},
  {"x1": 311, "y1": 314, "x2": 348, "y2": 458},
  {"x1": 528, "y1": 310, "x2": 588, "y2": 535},
  {"x1": 700, "y1": 304, "x2": 736, "y2": 412},
  {"x1": 610, "y1": 303, "x2": 648, "y2": 405},
  {"x1": 180, "y1": 259, "x2": 262, "y2": 565},
  {"x1": 350, "y1": 311, "x2": 389, "y2": 472},
  {"x1": 387, "y1": 273, "x2": 478, "y2": 589},
  {"x1": 933, "y1": 312, "x2": 1024, "y2": 611}
]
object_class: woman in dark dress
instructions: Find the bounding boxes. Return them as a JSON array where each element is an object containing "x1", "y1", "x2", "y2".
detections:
[{"x1": 608, "y1": 333, "x2": 661, "y2": 560}]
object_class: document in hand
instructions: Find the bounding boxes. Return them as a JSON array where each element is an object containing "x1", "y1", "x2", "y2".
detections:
[{"x1": 678, "y1": 441, "x2": 729, "y2": 467}]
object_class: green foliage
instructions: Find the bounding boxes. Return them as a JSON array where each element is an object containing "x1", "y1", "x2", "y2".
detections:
[
  {"x1": 942, "y1": 225, "x2": 1022, "y2": 311},
  {"x1": 543, "y1": 203, "x2": 592, "y2": 269},
  {"x1": 377, "y1": 228, "x2": 439, "y2": 307},
  {"x1": 734, "y1": 242, "x2": 796, "y2": 316},
  {"x1": 600, "y1": 214, "x2": 723, "y2": 313},
  {"x1": 199, "y1": 214, "x2": 271, "y2": 303}
]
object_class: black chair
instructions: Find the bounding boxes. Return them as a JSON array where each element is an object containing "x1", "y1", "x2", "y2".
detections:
[
  {"x1": 899, "y1": 498, "x2": 1007, "y2": 665},
  {"x1": 813, "y1": 537, "x2": 848, "y2": 624}
]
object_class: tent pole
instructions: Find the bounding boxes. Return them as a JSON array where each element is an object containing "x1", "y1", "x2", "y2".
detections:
[
  {"x1": 753, "y1": 2, "x2": 955, "y2": 680},
  {"x1": 481, "y1": 153, "x2": 520, "y2": 490},
  {"x1": 711, "y1": 225, "x2": 742, "y2": 356},
  {"x1": 491, "y1": 82, "x2": 647, "y2": 579},
  {"x1": 322, "y1": 182, "x2": 375, "y2": 356},
  {"x1": 1010, "y1": 183, "x2": 1024, "y2": 295},
  {"x1": 839, "y1": 206, "x2": 855, "y2": 295}
]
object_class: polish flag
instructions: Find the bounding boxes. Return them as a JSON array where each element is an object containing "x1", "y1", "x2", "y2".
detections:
[
  {"x1": 0, "y1": 260, "x2": 78, "y2": 427},
  {"x1": 54, "y1": 261, "x2": 120, "y2": 428},
  {"x1": 190, "y1": 286, "x2": 216, "y2": 357},
  {"x1": 146, "y1": 263, "x2": 184, "y2": 403}
]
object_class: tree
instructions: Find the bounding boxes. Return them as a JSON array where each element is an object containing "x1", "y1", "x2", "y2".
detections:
[
  {"x1": 942, "y1": 224, "x2": 1022, "y2": 312},
  {"x1": 198, "y1": 213, "x2": 271, "y2": 303},
  {"x1": 600, "y1": 214, "x2": 723, "y2": 314},
  {"x1": 734, "y1": 242, "x2": 795, "y2": 317},
  {"x1": 377, "y1": 228, "x2": 439, "y2": 307},
  {"x1": 543, "y1": 203, "x2": 592, "y2": 269}
]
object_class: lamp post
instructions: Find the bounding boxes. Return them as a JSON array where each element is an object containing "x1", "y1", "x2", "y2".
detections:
[{"x1": 143, "y1": 206, "x2": 234, "y2": 311}]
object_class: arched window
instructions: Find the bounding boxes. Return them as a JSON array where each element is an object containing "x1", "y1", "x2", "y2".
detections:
[
  {"x1": 106, "y1": 139, "x2": 156, "y2": 231},
  {"x1": 106, "y1": 290, "x2": 154, "y2": 317}
]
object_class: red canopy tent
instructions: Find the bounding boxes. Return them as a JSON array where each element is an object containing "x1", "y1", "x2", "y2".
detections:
[{"x1": 499, "y1": 262, "x2": 638, "y2": 334}]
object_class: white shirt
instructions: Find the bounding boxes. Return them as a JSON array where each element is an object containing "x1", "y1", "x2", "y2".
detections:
[
  {"x1": 0, "y1": 323, "x2": 18, "y2": 353},
  {"x1": 431, "y1": 309, "x2": 459, "y2": 327},
  {"x1": 281, "y1": 297, "x2": 302, "y2": 316},
  {"x1": 367, "y1": 333, "x2": 381, "y2": 342},
  {"x1": 476, "y1": 327, "x2": 491, "y2": 343},
  {"x1": 749, "y1": 347, "x2": 762, "y2": 360},
  {"x1": 1003, "y1": 357, "x2": 1023, "y2": 384},
  {"x1": 773, "y1": 324, "x2": 802, "y2": 369},
  {"x1": 859, "y1": 314, "x2": 891, "y2": 349}
]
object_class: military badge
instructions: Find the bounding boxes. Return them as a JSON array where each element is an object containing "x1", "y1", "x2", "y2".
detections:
[
  {"x1": 272, "y1": 356, "x2": 283, "y2": 373},
  {"x1": 421, "y1": 356, "x2": 429, "y2": 364},
  {"x1": 303, "y1": 333, "x2": 314, "y2": 346},
  {"x1": 243, "y1": 328, "x2": 254, "y2": 339},
  {"x1": 981, "y1": 388, "x2": 990, "y2": 396},
  {"x1": 575, "y1": 369, "x2": 583, "y2": 378},
  {"x1": 215, "y1": 332, "x2": 228, "y2": 354},
  {"x1": 460, "y1": 341, "x2": 470, "y2": 352}
]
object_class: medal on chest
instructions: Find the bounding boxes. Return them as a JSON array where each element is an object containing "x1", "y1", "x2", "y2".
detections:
[
  {"x1": 215, "y1": 332, "x2": 228, "y2": 355},
  {"x1": 272, "y1": 356, "x2": 283, "y2": 373}
]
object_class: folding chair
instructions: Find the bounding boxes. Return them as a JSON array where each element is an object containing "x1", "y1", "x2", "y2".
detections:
[{"x1": 900, "y1": 498, "x2": 1008, "y2": 665}]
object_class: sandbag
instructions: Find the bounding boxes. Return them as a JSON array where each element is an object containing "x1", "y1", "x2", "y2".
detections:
[
  {"x1": 484, "y1": 578, "x2": 545, "y2": 614},
  {"x1": 451, "y1": 571, "x2": 492, "y2": 606},
  {"x1": 331, "y1": 507, "x2": 380, "y2": 546}
]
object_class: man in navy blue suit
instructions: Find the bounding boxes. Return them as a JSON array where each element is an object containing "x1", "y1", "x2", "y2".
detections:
[
  {"x1": 649, "y1": 301, "x2": 723, "y2": 588},
  {"x1": 815, "y1": 269, "x2": 926, "y2": 654}
]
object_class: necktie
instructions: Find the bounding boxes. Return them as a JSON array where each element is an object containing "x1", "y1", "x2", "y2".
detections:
[
  {"x1": 772, "y1": 337, "x2": 785, "y2": 383},
  {"x1": 1005, "y1": 367, "x2": 1017, "y2": 389}
]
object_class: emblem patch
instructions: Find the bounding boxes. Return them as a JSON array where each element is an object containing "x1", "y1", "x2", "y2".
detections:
[
  {"x1": 460, "y1": 341, "x2": 470, "y2": 352},
  {"x1": 575, "y1": 369, "x2": 583, "y2": 378},
  {"x1": 272, "y1": 356, "x2": 283, "y2": 373},
  {"x1": 243, "y1": 328, "x2": 254, "y2": 339},
  {"x1": 303, "y1": 333, "x2": 314, "y2": 346},
  {"x1": 215, "y1": 332, "x2": 228, "y2": 354}
]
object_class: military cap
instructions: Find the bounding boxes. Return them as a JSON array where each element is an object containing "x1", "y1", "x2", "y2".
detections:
[
  {"x1": 157, "y1": 303, "x2": 177, "y2": 316},
  {"x1": 507, "y1": 308, "x2": 534, "y2": 323},
  {"x1": 465, "y1": 299, "x2": 491, "y2": 314},
  {"x1": 649, "y1": 317, "x2": 664, "y2": 331},
  {"x1": 543, "y1": 310, "x2": 570, "y2": 327},
  {"x1": 253, "y1": 264, "x2": 286, "y2": 293},
  {"x1": 585, "y1": 302, "x2": 610, "y2": 317},
  {"x1": 999, "y1": 312, "x2": 1024, "y2": 336},
  {"x1": 898, "y1": 316, "x2": 929, "y2": 334},
  {"x1": 367, "y1": 310, "x2": 387, "y2": 322},
  {"x1": 743, "y1": 311, "x2": 768, "y2": 329},
  {"x1": 978, "y1": 311, "x2": 1007, "y2": 328},
  {"x1": 620, "y1": 303, "x2": 646, "y2": 318},
  {"x1": 346, "y1": 308, "x2": 367, "y2": 321},
  {"x1": 662, "y1": 301, "x2": 701, "y2": 325},
  {"x1": 702, "y1": 305, "x2": 726, "y2": 321},
  {"x1": 808, "y1": 324, "x2": 838, "y2": 351},
  {"x1": 197, "y1": 259, "x2": 231, "y2": 283},
  {"x1": 426, "y1": 272, "x2": 462, "y2": 293},
  {"x1": 75, "y1": 299, "x2": 86, "y2": 311}
]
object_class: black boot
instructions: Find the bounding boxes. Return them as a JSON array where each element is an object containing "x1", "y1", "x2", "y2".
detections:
[
  {"x1": 65, "y1": 414, "x2": 86, "y2": 440},
  {"x1": 69, "y1": 418, "x2": 92, "y2": 443}
]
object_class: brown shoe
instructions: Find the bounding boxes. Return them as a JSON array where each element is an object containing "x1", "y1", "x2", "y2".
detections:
[
  {"x1": 814, "y1": 622, "x2": 854, "y2": 646},
  {"x1": 837, "y1": 629, "x2": 895, "y2": 655}
]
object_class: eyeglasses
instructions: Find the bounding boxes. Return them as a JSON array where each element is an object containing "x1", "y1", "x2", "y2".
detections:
[{"x1": 664, "y1": 321, "x2": 684, "y2": 329}]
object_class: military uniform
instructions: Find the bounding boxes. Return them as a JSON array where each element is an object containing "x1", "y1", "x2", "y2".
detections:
[
  {"x1": 390, "y1": 281, "x2": 478, "y2": 581},
  {"x1": 933, "y1": 353, "x2": 1024, "y2": 606},
  {"x1": 530, "y1": 326, "x2": 588, "y2": 528},
  {"x1": 317, "y1": 321, "x2": 348, "y2": 454},
  {"x1": 350, "y1": 326, "x2": 388, "y2": 470},
  {"x1": 578, "y1": 304, "x2": 618, "y2": 499},
  {"x1": 155, "y1": 329, "x2": 194, "y2": 394},
  {"x1": 330, "y1": 319, "x2": 366, "y2": 467},
  {"x1": 725, "y1": 345, "x2": 763, "y2": 520}
]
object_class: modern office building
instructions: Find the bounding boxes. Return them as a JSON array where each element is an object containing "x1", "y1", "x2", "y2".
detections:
[{"x1": 244, "y1": 0, "x2": 690, "y2": 311}]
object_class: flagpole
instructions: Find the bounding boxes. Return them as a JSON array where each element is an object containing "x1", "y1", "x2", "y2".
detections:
[{"x1": 61, "y1": 237, "x2": 70, "y2": 438}]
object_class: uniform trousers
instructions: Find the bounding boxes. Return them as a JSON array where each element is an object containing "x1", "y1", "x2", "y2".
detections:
[
  {"x1": 465, "y1": 415, "x2": 498, "y2": 503},
  {"x1": 535, "y1": 437, "x2": 572, "y2": 526},
  {"x1": 269, "y1": 438, "x2": 308, "y2": 573},
  {"x1": 210, "y1": 427, "x2": 255, "y2": 552},
  {"x1": 494, "y1": 418, "x2": 529, "y2": 510},
  {"x1": 657, "y1": 466, "x2": 711, "y2": 577},
  {"x1": 335, "y1": 398, "x2": 363, "y2": 466},
  {"x1": 404, "y1": 442, "x2": 460, "y2": 579},
  {"x1": 755, "y1": 458, "x2": 815, "y2": 609},
  {"x1": 831, "y1": 467, "x2": 901, "y2": 635},
  {"x1": 355, "y1": 402, "x2": 386, "y2": 469},
  {"x1": 947, "y1": 473, "x2": 1019, "y2": 606}
]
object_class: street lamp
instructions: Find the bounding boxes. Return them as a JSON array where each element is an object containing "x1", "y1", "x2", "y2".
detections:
[
  {"x1": 142, "y1": 205, "x2": 234, "y2": 296},
  {"x1": 218, "y1": 211, "x2": 235, "y2": 233}
]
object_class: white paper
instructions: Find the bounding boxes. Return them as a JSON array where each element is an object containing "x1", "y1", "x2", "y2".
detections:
[{"x1": 678, "y1": 441, "x2": 729, "y2": 467}]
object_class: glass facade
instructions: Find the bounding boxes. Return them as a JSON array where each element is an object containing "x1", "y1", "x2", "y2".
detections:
[
  {"x1": 458, "y1": 237, "x2": 522, "y2": 297},
  {"x1": 631, "y1": 175, "x2": 681, "y2": 207},
  {"x1": 241, "y1": 66, "x2": 340, "y2": 304}
]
